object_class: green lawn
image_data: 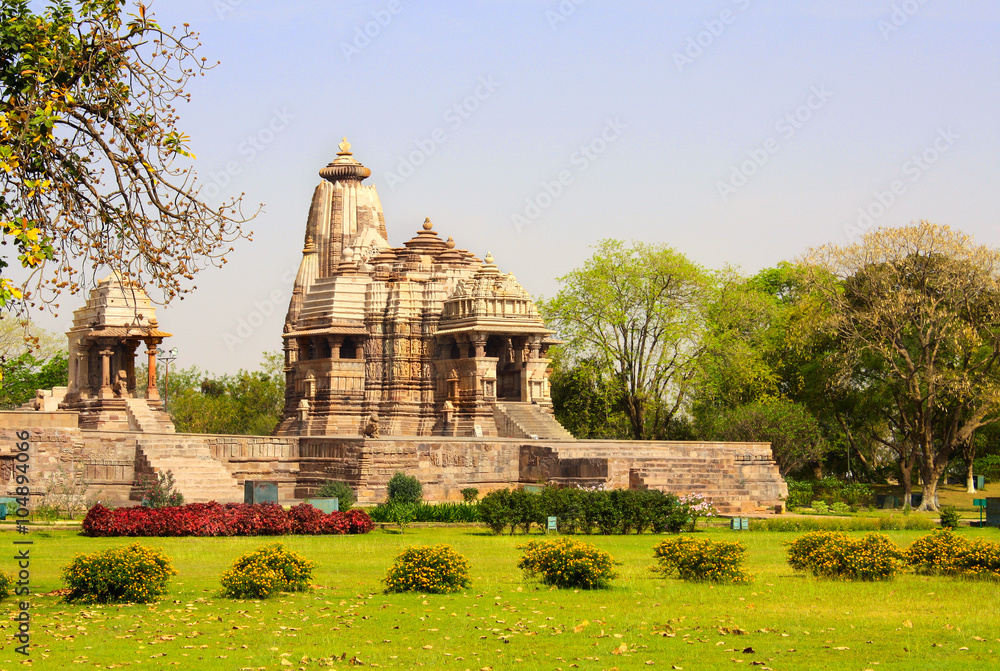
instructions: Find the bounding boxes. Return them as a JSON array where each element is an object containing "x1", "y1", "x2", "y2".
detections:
[{"x1": 4, "y1": 525, "x2": 1000, "y2": 670}]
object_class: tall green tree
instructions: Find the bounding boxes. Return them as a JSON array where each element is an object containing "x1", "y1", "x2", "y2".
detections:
[
  {"x1": 0, "y1": 0, "x2": 253, "y2": 314},
  {"x1": 801, "y1": 222, "x2": 1000, "y2": 510},
  {"x1": 539, "y1": 239, "x2": 713, "y2": 440}
]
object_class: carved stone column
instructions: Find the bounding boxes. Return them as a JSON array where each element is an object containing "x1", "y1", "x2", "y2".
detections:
[
  {"x1": 123, "y1": 341, "x2": 138, "y2": 395},
  {"x1": 77, "y1": 344, "x2": 91, "y2": 398},
  {"x1": 98, "y1": 346, "x2": 114, "y2": 399},
  {"x1": 146, "y1": 343, "x2": 160, "y2": 400},
  {"x1": 470, "y1": 335, "x2": 487, "y2": 359}
]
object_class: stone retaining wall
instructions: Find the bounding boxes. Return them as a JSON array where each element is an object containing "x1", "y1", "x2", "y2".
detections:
[{"x1": 0, "y1": 426, "x2": 787, "y2": 512}]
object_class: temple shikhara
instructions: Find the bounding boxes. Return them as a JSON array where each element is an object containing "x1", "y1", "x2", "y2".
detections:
[
  {"x1": 277, "y1": 139, "x2": 569, "y2": 440},
  {"x1": 1, "y1": 140, "x2": 786, "y2": 511}
]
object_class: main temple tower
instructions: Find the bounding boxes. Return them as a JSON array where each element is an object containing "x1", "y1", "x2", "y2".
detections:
[{"x1": 278, "y1": 140, "x2": 569, "y2": 439}]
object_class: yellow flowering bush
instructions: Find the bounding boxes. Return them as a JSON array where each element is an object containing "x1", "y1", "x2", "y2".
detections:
[
  {"x1": 517, "y1": 538, "x2": 620, "y2": 589},
  {"x1": 653, "y1": 536, "x2": 753, "y2": 583},
  {"x1": 905, "y1": 530, "x2": 1000, "y2": 580},
  {"x1": 786, "y1": 531, "x2": 904, "y2": 581},
  {"x1": 383, "y1": 544, "x2": 471, "y2": 594},
  {"x1": 0, "y1": 570, "x2": 12, "y2": 599},
  {"x1": 220, "y1": 543, "x2": 314, "y2": 599},
  {"x1": 61, "y1": 542, "x2": 177, "y2": 604}
]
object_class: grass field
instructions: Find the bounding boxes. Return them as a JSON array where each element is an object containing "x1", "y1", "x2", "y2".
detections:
[{"x1": 4, "y1": 524, "x2": 1000, "y2": 671}]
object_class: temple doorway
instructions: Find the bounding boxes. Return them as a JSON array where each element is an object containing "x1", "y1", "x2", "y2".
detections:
[{"x1": 486, "y1": 335, "x2": 523, "y2": 401}]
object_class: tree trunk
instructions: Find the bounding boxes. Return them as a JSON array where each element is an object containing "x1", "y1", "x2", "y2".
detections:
[
  {"x1": 899, "y1": 462, "x2": 914, "y2": 508},
  {"x1": 917, "y1": 455, "x2": 950, "y2": 512},
  {"x1": 963, "y1": 432, "x2": 977, "y2": 494},
  {"x1": 966, "y1": 461, "x2": 976, "y2": 494}
]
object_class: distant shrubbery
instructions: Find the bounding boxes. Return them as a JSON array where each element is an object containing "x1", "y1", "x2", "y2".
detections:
[
  {"x1": 82, "y1": 502, "x2": 373, "y2": 537},
  {"x1": 478, "y1": 486, "x2": 715, "y2": 535},
  {"x1": 387, "y1": 472, "x2": 422, "y2": 504},
  {"x1": 784, "y1": 477, "x2": 874, "y2": 509},
  {"x1": 750, "y1": 515, "x2": 934, "y2": 532},
  {"x1": 367, "y1": 501, "x2": 480, "y2": 525},
  {"x1": 314, "y1": 481, "x2": 356, "y2": 510}
]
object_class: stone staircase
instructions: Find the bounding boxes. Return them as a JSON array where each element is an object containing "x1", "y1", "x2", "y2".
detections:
[
  {"x1": 494, "y1": 402, "x2": 574, "y2": 440},
  {"x1": 125, "y1": 397, "x2": 175, "y2": 433},
  {"x1": 627, "y1": 457, "x2": 773, "y2": 514},
  {"x1": 135, "y1": 437, "x2": 243, "y2": 503}
]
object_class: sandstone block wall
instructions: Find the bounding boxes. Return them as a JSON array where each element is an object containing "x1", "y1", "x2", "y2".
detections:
[{"x1": 0, "y1": 425, "x2": 787, "y2": 513}]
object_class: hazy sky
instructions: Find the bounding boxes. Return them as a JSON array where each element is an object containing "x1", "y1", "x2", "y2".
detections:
[{"x1": 29, "y1": 0, "x2": 1000, "y2": 373}]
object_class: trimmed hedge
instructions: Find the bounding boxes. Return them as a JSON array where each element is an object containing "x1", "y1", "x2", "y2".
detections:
[
  {"x1": 220, "y1": 543, "x2": 314, "y2": 599},
  {"x1": 653, "y1": 536, "x2": 753, "y2": 583},
  {"x1": 61, "y1": 542, "x2": 176, "y2": 603},
  {"x1": 517, "y1": 538, "x2": 620, "y2": 589},
  {"x1": 82, "y1": 502, "x2": 374, "y2": 537},
  {"x1": 383, "y1": 544, "x2": 472, "y2": 594},
  {"x1": 479, "y1": 486, "x2": 711, "y2": 535}
]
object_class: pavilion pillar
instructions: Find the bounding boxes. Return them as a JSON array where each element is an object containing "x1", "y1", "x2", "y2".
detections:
[
  {"x1": 146, "y1": 343, "x2": 160, "y2": 400},
  {"x1": 77, "y1": 345, "x2": 91, "y2": 398},
  {"x1": 98, "y1": 346, "x2": 113, "y2": 399}
]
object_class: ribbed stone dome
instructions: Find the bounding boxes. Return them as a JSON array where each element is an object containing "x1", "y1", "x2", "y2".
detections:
[{"x1": 319, "y1": 138, "x2": 372, "y2": 182}]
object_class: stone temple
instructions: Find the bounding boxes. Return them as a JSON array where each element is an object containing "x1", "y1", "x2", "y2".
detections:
[
  {"x1": 1, "y1": 140, "x2": 787, "y2": 512},
  {"x1": 277, "y1": 139, "x2": 569, "y2": 441}
]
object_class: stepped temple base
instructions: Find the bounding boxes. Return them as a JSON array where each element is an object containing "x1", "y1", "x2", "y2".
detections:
[{"x1": 1, "y1": 425, "x2": 786, "y2": 514}]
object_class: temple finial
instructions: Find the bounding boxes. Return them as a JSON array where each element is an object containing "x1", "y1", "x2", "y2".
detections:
[
  {"x1": 338, "y1": 137, "x2": 352, "y2": 155},
  {"x1": 423, "y1": 217, "x2": 433, "y2": 231}
]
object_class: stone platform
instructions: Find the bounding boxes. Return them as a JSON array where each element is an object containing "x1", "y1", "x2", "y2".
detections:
[{"x1": 1, "y1": 425, "x2": 786, "y2": 513}]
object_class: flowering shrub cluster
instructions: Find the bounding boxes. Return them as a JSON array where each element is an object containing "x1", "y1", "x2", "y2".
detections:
[
  {"x1": 478, "y1": 486, "x2": 715, "y2": 535},
  {"x1": 61, "y1": 542, "x2": 177, "y2": 603},
  {"x1": 906, "y1": 529, "x2": 1000, "y2": 580},
  {"x1": 517, "y1": 538, "x2": 620, "y2": 589},
  {"x1": 786, "y1": 531, "x2": 905, "y2": 581},
  {"x1": 82, "y1": 502, "x2": 373, "y2": 537},
  {"x1": 383, "y1": 544, "x2": 472, "y2": 594},
  {"x1": 220, "y1": 543, "x2": 314, "y2": 599},
  {"x1": 0, "y1": 571, "x2": 12, "y2": 599},
  {"x1": 653, "y1": 536, "x2": 753, "y2": 583}
]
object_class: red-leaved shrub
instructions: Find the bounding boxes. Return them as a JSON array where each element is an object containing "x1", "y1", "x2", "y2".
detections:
[{"x1": 82, "y1": 503, "x2": 373, "y2": 538}]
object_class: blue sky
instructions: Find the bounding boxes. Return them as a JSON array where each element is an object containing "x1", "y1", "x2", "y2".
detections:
[{"x1": 32, "y1": 0, "x2": 1000, "y2": 372}]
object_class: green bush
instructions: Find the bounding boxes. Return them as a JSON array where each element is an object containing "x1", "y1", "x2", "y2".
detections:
[
  {"x1": 973, "y1": 453, "x2": 1000, "y2": 483},
  {"x1": 830, "y1": 502, "x2": 851, "y2": 515},
  {"x1": 135, "y1": 470, "x2": 184, "y2": 508},
  {"x1": 387, "y1": 472, "x2": 423, "y2": 504},
  {"x1": 367, "y1": 501, "x2": 480, "y2": 524},
  {"x1": 460, "y1": 487, "x2": 479, "y2": 502},
  {"x1": 61, "y1": 542, "x2": 177, "y2": 603},
  {"x1": 784, "y1": 478, "x2": 814, "y2": 508},
  {"x1": 811, "y1": 500, "x2": 829, "y2": 514},
  {"x1": 383, "y1": 544, "x2": 471, "y2": 594},
  {"x1": 750, "y1": 515, "x2": 934, "y2": 532},
  {"x1": 220, "y1": 543, "x2": 314, "y2": 599},
  {"x1": 653, "y1": 536, "x2": 753, "y2": 583},
  {"x1": 939, "y1": 506, "x2": 961, "y2": 529},
  {"x1": 0, "y1": 571, "x2": 12, "y2": 600},
  {"x1": 314, "y1": 480, "x2": 355, "y2": 510},
  {"x1": 785, "y1": 531, "x2": 905, "y2": 581},
  {"x1": 517, "y1": 538, "x2": 619, "y2": 589},
  {"x1": 478, "y1": 488, "x2": 514, "y2": 534}
]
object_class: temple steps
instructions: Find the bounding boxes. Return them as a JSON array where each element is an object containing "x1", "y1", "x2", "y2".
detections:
[
  {"x1": 136, "y1": 438, "x2": 242, "y2": 503},
  {"x1": 494, "y1": 402, "x2": 574, "y2": 440},
  {"x1": 124, "y1": 397, "x2": 175, "y2": 433}
]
